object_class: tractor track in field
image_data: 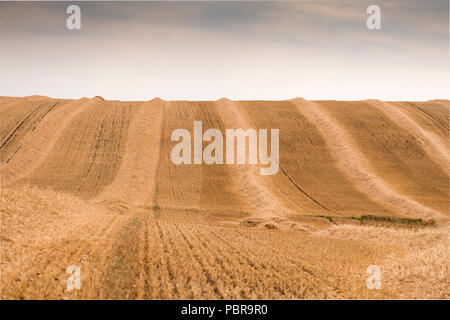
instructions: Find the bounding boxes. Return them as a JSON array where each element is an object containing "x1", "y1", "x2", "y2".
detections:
[
  {"x1": 3, "y1": 102, "x2": 60, "y2": 164},
  {"x1": 278, "y1": 165, "x2": 333, "y2": 213},
  {"x1": 169, "y1": 221, "x2": 224, "y2": 298},
  {"x1": 404, "y1": 102, "x2": 449, "y2": 134}
]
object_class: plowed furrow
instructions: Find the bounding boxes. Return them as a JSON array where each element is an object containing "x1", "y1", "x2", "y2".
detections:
[
  {"x1": 166, "y1": 222, "x2": 224, "y2": 299},
  {"x1": 188, "y1": 225, "x2": 275, "y2": 299},
  {"x1": 232, "y1": 229, "x2": 343, "y2": 298},
  {"x1": 161, "y1": 221, "x2": 225, "y2": 299},
  {"x1": 176, "y1": 223, "x2": 253, "y2": 299},
  {"x1": 154, "y1": 220, "x2": 182, "y2": 298},
  {"x1": 205, "y1": 227, "x2": 321, "y2": 298},
  {"x1": 141, "y1": 218, "x2": 168, "y2": 299}
]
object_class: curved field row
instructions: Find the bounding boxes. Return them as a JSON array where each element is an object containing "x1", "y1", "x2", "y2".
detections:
[
  {"x1": 154, "y1": 100, "x2": 246, "y2": 215},
  {"x1": 390, "y1": 101, "x2": 449, "y2": 154},
  {"x1": 291, "y1": 98, "x2": 445, "y2": 219},
  {"x1": 11, "y1": 100, "x2": 140, "y2": 198},
  {"x1": 214, "y1": 98, "x2": 296, "y2": 220},
  {"x1": 2, "y1": 98, "x2": 96, "y2": 186},
  {"x1": 315, "y1": 100, "x2": 448, "y2": 216},
  {"x1": 239, "y1": 100, "x2": 393, "y2": 217},
  {"x1": 95, "y1": 99, "x2": 164, "y2": 209},
  {"x1": 367, "y1": 100, "x2": 448, "y2": 173},
  {"x1": 0, "y1": 99, "x2": 67, "y2": 165}
]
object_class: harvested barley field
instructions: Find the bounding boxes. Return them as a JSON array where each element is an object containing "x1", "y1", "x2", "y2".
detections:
[{"x1": 0, "y1": 96, "x2": 448, "y2": 299}]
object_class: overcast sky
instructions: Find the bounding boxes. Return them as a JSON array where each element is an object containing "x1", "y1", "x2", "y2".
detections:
[{"x1": 0, "y1": 1, "x2": 448, "y2": 100}]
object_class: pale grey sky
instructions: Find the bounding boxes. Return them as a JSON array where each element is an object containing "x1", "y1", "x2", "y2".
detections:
[{"x1": 0, "y1": 1, "x2": 448, "y2": 100}]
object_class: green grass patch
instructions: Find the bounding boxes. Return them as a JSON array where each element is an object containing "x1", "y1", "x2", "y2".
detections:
[
  {"x1": 315, "y1": 215, "x2": 334, "y2": 223},
  {"x1": 358, "y1": 215, "x2": 435, "y2": 227}
]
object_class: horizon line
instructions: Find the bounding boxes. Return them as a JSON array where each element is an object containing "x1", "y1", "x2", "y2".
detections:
[{"x1": 2, "y1": 94, "x2": 448, "y2": 103}]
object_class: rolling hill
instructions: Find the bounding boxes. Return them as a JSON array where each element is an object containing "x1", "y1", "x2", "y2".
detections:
[{"x1": 1, "y1": 96, "x2": 448, "y2": 299}]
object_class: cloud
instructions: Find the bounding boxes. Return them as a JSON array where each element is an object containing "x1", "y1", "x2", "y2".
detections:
[{"x1": 0, "y1": 1, "x2": 447, "y2": 100}]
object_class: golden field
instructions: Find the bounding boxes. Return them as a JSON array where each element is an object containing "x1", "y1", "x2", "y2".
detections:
[{"x1": 0, "y1": 95, "x2": 448, "y2": 299}]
